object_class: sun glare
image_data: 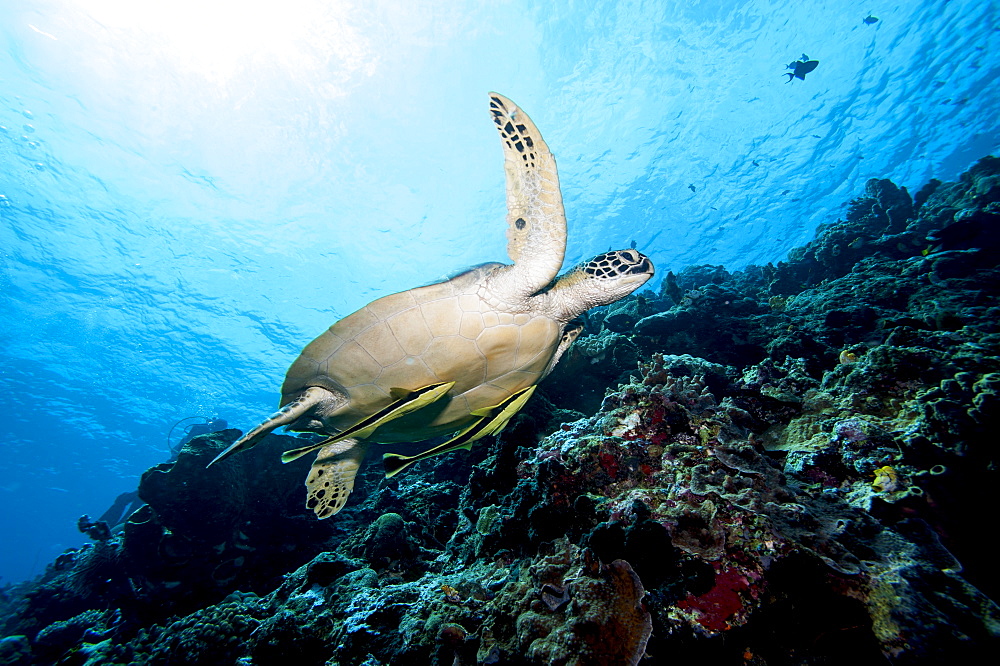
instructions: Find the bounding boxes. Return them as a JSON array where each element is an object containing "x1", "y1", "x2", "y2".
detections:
[{"x1": 67, "y1": 0, "x2": 374, "y2": 83}]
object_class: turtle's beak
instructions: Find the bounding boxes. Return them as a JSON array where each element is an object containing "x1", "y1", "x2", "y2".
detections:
[
  {"x1": 615, "y1": 249, "x2": 654, "y2": 283},
  {"x1": 629, "y1": 255, "x2": 654, "y2": 277}
]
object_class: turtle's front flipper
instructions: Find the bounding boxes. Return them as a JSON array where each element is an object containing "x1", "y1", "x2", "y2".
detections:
[
  {"x1": 305, "y1": 439, "x2": 370, "y2": 519},
  {"x1": 280, "y1": 381, "x2": 455, "y2": 463},
  {"x1": 488, "y1": 93, "x2": 567, "y2": 298},
  {"x1": 207, "y1": 387, "x2": 329, "y2": 468},
  {"x1": 383, "y1": 385, "x2": 537, "y2": 478}
]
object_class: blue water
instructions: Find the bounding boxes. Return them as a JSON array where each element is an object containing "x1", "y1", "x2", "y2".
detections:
[{"x1": 1, "y1": 0, "x2": 997, "y2": 584}]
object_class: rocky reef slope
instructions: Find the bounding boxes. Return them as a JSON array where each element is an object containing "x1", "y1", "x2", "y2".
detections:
[{"x1": 3, "y1": 157, "x2": 1000, "y2": 665}]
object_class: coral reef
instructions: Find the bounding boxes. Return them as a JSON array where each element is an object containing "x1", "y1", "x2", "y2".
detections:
[
  {"x1": 3, "y1": 156, "x2": 1000, "y2": 664},
  {"x1": 0, "y1": 431, "x2": 339, "y2": 661}
]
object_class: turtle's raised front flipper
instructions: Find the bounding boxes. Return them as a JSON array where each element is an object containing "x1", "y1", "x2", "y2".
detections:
[
  {"x1": 488, "y1": 93, "x2": 567, "y2": 297},
  {"x1": 280, "y1": 381, "x2": 456, "y2": 463},
  {"x1": 383, "y1": 385, "x2": 537, "y2": 478},
  {"x1": 207, "y1": 387, "x2": 329, "y2": 468},
  {"x1": 306, "y1": 438, "x2": 370, "y2": 519}
]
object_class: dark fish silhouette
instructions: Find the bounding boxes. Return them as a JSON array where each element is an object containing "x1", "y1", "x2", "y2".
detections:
[
  {"x1": 688, "y1": 183, "x2": 696, "y2": 192},
  {"x1": 785, "y1": 55, "x2": 819, "y2": 82},
  {"x1": 863, "y1": 15, "x2": 879, "y2": 25}
]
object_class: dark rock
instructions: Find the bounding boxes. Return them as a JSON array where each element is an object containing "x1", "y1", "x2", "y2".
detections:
[{"x1": 0, "y1": 635, "x2": 32, "y2": 666}]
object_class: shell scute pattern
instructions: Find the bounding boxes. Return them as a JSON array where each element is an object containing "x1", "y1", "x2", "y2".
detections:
[
  {"x1": 366, "y1": 290, "x2": 417, "y2": 319},
  {"x1": 412, "y1": 285, "x2": 449, "y2": 305},
  {"x1": 515, "y1": 317, "x2": 559, "y2": 367},
  {"x1": 295, "y1": 267, "x2": 561, "y2": 442},
  {"x1": 460, "y1": 311, "x2": 484, "y2": 339},
  {"x1": 325, "y1": 340, "x2": 384, "y2": 388},
  {"x1": 419, "y1": 298, "x2": 464, "y2": 337},
  {"x1": 458, "y1": 293, "x2": 482, "y2": 312},
  {"x1": 422, "y1": 335, "x2": 487, "y2": 391},
  {"x1": 378, "y1": 356, "x2": 437, "y2": 389},
  {"x1": 340, "y1": 305, "x2": 380, "y2": 332},
  {"x1": 346, "y1": 383, "x2": 391, "y2": 415},
  {"x1": 355, "y1": 322, "x2": 406, "y2": 366},
  {"x1": 386, "y1": 307, "x2": 433, "y2": 355},
  {"x1": 288, "y1": 334, "x2": 341, "y2": 383},
  {"x1": 477, "y1": 324, "x2": 521, "y2": 377}
]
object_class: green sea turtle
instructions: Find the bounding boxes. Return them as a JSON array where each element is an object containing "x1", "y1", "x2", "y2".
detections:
[{"x1": 208, "y1": 93, "x2": 654, "y2": 518}]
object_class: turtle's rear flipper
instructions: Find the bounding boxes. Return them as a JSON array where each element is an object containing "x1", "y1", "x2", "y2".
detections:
[
  {"x1": 306, "y1": 439, "x2": 370, "y2": 519},
  {"x1": 206, "y1": 387, "x2": 329, "y2": 468}
]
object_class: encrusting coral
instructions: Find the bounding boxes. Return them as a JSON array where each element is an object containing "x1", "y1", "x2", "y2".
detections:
[{"x1": 3, "y1": 157, "x2": 1000, "y2": 664}]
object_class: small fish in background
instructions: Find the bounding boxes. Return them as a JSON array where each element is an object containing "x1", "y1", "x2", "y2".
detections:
[
  {"x1": 863, "y1": 14, "x2": 879, "y2": 25},
  {"x1": 785, "y1": 54, "x2": 819, "y2": 82},
  {"x1": 688, "y1": 183, "x2": 697, "y2": 192}
]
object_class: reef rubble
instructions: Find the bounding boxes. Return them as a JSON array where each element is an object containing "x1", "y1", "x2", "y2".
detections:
[{"x1": 2, "y1": 156, "x2": 1000, "y2": 664}]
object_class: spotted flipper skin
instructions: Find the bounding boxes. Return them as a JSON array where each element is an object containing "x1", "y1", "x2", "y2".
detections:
[
  {"x1": 207, "y1": 387, "x2": 329, "y2": 467},
  {"x1": 489, "y1": 93, "x2": 567, "y2": 298},
  {"x1": 305, "y1": 439, "x2": 370, "y2": 519}
]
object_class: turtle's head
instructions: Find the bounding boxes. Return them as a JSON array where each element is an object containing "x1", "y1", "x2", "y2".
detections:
[
  {"x1": 581, "y1": 249, "x2": 654, "y2": 287},
  {"x1": 545, "y1": 249, "x2": 654, "y2": 320}
]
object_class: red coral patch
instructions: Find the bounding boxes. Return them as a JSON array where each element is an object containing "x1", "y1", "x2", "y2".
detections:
[
  {"x1": 676, "y1": 566, "x2": 750, "y2": 632},
  {"x1": 599, "y1": 452, "x2": 620, "y2": 480}
]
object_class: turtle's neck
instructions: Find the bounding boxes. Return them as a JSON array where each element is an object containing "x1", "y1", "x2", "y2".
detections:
[{"x1": 537, "y1": 267, "x2": 607, "y2": 322}]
